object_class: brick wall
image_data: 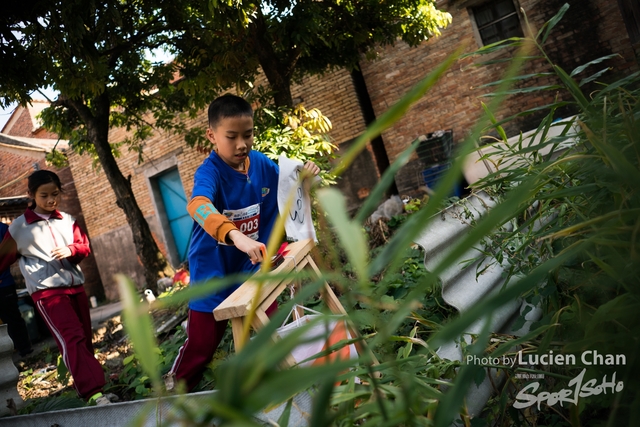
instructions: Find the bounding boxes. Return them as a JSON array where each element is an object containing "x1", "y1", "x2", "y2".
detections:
[
  {"x1": 359, "y1": 0, "x2": 639, "y2": 194},
  {"x1": 67, "y1": 109, "x2": 209, "y2": 297},
  {"x1": 67, "y1": 69, "x2": 373, "y2": 298},
  {"x1": 0, "y1": 107, "x2": 104, "y2": 299},
  {"x1": 292, "y1": 69, "x2": 368, "y2": 146},
  {"x1": 2, "y1": 108, "x2": 34, "y2": 137},
  {"x1": 0, "y1": 150, "x2": 39, "y2": 198},
  {"x1": 66, "y1": 0, "x2": 638, "y2": 298}
]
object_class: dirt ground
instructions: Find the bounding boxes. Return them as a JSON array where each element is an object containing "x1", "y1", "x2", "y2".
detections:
[{"x1": 14, "y1": 315, "x2": 132, "y2": 402}]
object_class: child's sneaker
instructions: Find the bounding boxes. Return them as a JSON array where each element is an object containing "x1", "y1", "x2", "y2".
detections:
[
  {"x1": 163, "y1": 372, "x2": 176, "y2": 392},
  {"x1": 89, "y1": 392, "x2": 119, "y2": 406}
]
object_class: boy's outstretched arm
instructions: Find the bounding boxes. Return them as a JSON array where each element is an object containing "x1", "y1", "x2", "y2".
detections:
[
  {"x1": 188, "y1": 196, "x2": 265, "y2": 264},
  {"x1": 301, "y1": 161, "x2": 321, "y2": 194},
  {"x1": 188, "y1": 196, "x2": 238, "y2": 242}
]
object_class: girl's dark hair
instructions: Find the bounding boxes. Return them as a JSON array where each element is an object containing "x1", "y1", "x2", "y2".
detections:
[
  {"x1": 27, "y1": 170, "x2": 62, "y2": 208},
  {"x1": 207, "y1": 94, "x2": 253, "y2": 129}
]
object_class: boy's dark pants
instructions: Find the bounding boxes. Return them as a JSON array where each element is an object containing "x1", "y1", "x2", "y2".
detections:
[
  {"x1": 0, "y1": 284, "x2": 33, "y2": 355},
  {"x1": 171, "y1": 301, "x2": 277, "y2": 391}
]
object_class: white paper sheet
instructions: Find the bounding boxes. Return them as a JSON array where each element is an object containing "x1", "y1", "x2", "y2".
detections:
[{"x1": 277, "y1": 155, "x2": 318, "y2": 242}]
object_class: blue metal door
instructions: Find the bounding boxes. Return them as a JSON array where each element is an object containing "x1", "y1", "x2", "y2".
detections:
[{"x1": 157, "y1": 169, "x2": 191, "y2": 263}]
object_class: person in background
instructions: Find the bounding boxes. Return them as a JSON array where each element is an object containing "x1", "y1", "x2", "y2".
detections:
[
  {"x1": 0, "y1": 170, "x2": 113, "y2": 406},
  {"x1": 0, "y1": 221, "x2": 33, "y2": 357}
]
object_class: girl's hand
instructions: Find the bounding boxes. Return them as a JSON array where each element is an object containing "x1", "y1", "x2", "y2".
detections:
[
  {"x1": 228, "y1": 230, "x2": 266, "y2": 265},
  {"x1": 51, "y1": 246, "x2": 72, "y2": 260}
]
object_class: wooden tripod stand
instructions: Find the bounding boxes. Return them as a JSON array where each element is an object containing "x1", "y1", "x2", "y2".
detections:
[{"x1": 214, "y1": 239, "x2": 375, "y2": 368}]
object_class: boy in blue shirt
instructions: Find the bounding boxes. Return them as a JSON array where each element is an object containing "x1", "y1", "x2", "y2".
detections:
[{"x1": 168, "y1": 94, "x2": 319, "y2": 391}]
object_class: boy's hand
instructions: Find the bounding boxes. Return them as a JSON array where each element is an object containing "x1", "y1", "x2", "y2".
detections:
[
  {"x1": 51, "y1": 246, "x2": 72, "y2": 260},
  {"x1": 301, "y1": 161, "x2": 320, "y2": 193},
  {"x1": 302, "y1": 161, "x2": 320, "y2": 178},
  {"x1": 228, "y1": 230, "x2": 266, "y2": 265}
]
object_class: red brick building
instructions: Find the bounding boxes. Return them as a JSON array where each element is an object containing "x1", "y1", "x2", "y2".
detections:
[
  {"x1": 64, "y1": 0, "x2": 638, "y2": 299},
  {"x1": 0, "y1": 103, "x2": 104, "y2": 300},
  {"x1": 359, "y1": 0, "x2": 639, "y2": 193}
]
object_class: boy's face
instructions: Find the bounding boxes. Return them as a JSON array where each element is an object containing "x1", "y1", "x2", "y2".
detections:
[{"x1": 206, "y1": 115, "x2": 254, "y2": 171}]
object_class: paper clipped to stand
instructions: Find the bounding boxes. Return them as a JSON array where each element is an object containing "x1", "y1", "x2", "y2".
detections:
[{"x1": 277, "y1": 155, "x2": 319, "y2": 242}]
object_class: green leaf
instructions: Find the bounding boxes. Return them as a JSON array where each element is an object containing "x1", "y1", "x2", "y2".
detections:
[
  {"x1": 277, "y1": 399, "x2": 293, "y2": 427},
  {"x1": 482, "y1": 101, "x2": 508, "y2": 142},
  {"x1": 317, "y1": 188, "x2": 369, "y2": 282},
  {"x1": 116, "y1": 274, "x2": 161, "y2": 391},
  {"x1": 570, "y1": 53, "x2": 619, "y2": 77},
  {"x1": 579, "y1": 67, "x2": 612, "y2": 87},
  {"x1": 538, "y1": 3, "x2": 570, "y2": 44},
  {"x1": 554, "y1": 65, "x2": 590, "y2": 111}
]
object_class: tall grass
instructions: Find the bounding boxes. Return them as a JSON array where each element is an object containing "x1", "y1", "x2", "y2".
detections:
[{"x1": 118, "y1": 3, "x2": 639, "y2": 426}]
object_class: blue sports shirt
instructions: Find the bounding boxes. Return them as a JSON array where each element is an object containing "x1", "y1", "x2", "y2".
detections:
[{"x1": 187, "y1": 150, "x2": 280, "y2": 313}]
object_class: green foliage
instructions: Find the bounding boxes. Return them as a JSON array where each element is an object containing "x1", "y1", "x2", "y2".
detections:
[
  {"x1": 18, "y1": 392, "x2": 85, "y2": 415},
  {"x1": 115, "y1": 40, "x2": 465, "y2": 426},
  {"x1": 253, "y1": 103, "x2": 337, "y2": 184},
  {"x1": 464, "y1": 5, "x2": 640, "y2": 424},
  {"x1": 183, "y1": 86, "x2": 339, "y2": 186},
  {"x1": 117, "y1": 275, "x2": 162, "y2": 392},
  {"x1": 56, "y1": 354, "x2": 70, "y2": 385},
  {"x1": 173, "y1": 0, "x2": 451, "y2": 106},
  {"x1": 109, "y1": 4, "x2": 638, "y2": 427}
]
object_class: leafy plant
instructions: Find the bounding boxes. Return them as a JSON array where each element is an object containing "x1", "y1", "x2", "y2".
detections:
[
  {"x1": 462, "y1": 4, "x2": 640, "y2": 425},
  {"x1": 114, "y1": 4, "x2": 638, "y2": 427},
  {"x1": 184, "y1": 85, "x2": 339, "y2": 186}
]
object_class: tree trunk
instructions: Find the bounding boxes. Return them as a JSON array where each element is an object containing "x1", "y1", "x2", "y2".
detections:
[
  {"x1": 72, "y1": 93, "x2": 166, "y2": 294},
  {"x1": 250, "y1": 13, "x2": 296, "y2": 107},
  {"x1": 266, "y1": 72, "x2": 294, "y2": 108}
]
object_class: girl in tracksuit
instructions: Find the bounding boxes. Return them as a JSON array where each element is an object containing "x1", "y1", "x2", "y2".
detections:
[{"x1": 0, "y1": 170, "x2": 107, "y2": 404}]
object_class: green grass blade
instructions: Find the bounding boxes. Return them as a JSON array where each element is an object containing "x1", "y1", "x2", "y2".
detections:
[
  {"x1": 433, "y1": 320, "x2": 491, "y2": 427},
  {"x1": 479, "y1": 84, "x2": 562, "y2": 97},
  {"x1": 116, "y1": 274, "x2": 161, "y2": 390},
  {"x1": 570, "y1": 53, "x2": 619, "y2": 77},
  {"x1": 579, "y1": 67, "x2": 612, "y2": 87},
  {"x1": 277, "y1": 399, "x2": 293, "y2": 427},
  {"x1": 317, "y1": 187, "x2": 369, "y2": 281},
  {"x1": 539, "y1": 3, "x2": 570, "y2": 44},
  {"x1": 354, "y1": 138, "x2": 420, "y2": 224},
  {"x1": 554, "y1": 65, "x2": 590, "y2": 111},
  {"x1": 331, "y1": 46, "x2": 463, "y2": 178}
]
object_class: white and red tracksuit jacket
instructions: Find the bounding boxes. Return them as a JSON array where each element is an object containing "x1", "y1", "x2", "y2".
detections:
[{"x1": 0, "y1": 208, "x2": 90, "y2": 302}]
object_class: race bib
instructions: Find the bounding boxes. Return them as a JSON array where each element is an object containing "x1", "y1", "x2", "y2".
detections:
[{"x1": 223, "y1": 203, "x2": 261, "y2": 240}]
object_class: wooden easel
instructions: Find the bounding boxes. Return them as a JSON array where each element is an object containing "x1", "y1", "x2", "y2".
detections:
[{"x1": 213, "y1": 239, "x2": 376, "y2": 368}]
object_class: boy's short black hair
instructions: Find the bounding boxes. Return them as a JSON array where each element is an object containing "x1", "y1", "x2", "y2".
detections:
[{"x1": 207, "y1": 94, "x2": 253, "y2": 129}]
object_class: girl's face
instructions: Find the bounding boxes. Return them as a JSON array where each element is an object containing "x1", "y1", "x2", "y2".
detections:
[{"x1": 29, "y1": 182, "x2": 61, "y2": 215}]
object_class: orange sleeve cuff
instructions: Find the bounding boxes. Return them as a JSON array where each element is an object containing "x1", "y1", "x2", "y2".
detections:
[{"x1": 187, "y1": 196, "x2": 238, "y2": 243}]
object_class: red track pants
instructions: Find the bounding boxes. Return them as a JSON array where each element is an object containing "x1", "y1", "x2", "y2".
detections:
[{"x1": 36, "y1": 291, "x2": 105, "y2": 399}]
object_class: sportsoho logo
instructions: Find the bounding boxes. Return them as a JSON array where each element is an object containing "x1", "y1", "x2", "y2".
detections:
[{"x1": 466, "y1": 350, "x2": 626, "y2": 410}]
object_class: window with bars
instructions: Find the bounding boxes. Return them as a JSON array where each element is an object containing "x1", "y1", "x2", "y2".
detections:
[{"x1": 471, "y1": 0, "x2": 523, "y2": 46}]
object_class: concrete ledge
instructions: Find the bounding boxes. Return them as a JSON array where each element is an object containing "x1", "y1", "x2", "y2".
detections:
[
  {"x1": 0, "y1": 325, "x2": 23, "y2": 417},
  {"x1": 0, "y1": 389, "x2": 312, "y2": 427}
]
